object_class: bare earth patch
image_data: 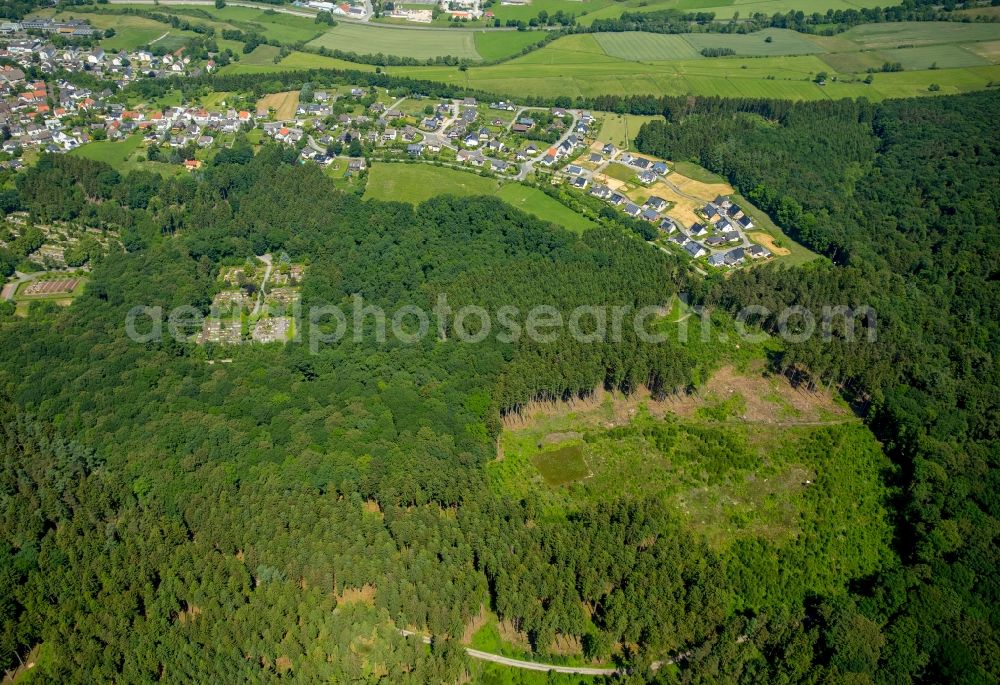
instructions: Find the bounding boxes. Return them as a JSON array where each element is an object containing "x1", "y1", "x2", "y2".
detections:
[
  {"x1": 663, "y1": 365, "x2": 850, "y2": 424},
  {"x1": 540, "y1": 431, "x2": 582, "y2": 446},
  {"x1": 748, "y1": 231, "x2": 792, "y2": 256},
  {"x1": 506, "y1": 365, "x2": 850, "y2": 433},
  {"x1": 336, "y1": 584, "x2": 376, "y2": 607},
  {"x1": 498, "y1": 619, "x2": 533, "y2": 652}
]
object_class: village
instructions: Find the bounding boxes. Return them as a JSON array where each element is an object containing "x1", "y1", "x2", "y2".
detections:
[
  {"x1": 0, "y1": 16, "x2": 785, "y2": 322},
  {"x1": 270, "y1": 89, "x2": 773, "y2": 268}
]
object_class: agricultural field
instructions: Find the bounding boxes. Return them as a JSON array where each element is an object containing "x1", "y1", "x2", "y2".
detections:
[
  {"x1": 839, "y1": 20, "x2": 1000, "y2": 50},
  {"x1": 490, "y1": 0, "x2": 618, "y2": 23},
  {"x1": 363, "y1": 163, "x2": 598, "y2": 233},
  {"x1": 380, "y1": 22, "x2": 1000, "y2": 99},
  {"x1": 681, "y1": 27, "x2": 827, "y2": 57},
  {"x1": 257, "y1": 91, "x2": 300, "y2": 120},
  {"x1": 132, "y1": 3, "x2": 324, "y2": 44},
  {"x1": 306, "y1": 22, "x2": 480, "y2": 60},
  {"x1": 595, "y1": 32, "x2": 703, "y2": 61}
]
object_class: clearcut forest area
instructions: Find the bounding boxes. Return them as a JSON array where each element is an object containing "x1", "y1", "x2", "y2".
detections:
[{"x1": 0, "y1": 0, "x2": 998, "y2": 682}]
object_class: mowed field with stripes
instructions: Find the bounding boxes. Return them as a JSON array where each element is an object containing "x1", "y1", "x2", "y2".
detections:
[{"x1": 388, "y1": 22, "x2": 1000, "y2": 100}]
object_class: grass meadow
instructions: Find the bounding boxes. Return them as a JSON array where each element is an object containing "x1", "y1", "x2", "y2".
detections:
[{"x1": 363, "y1": 163, "x2": 599, "y2": 233}]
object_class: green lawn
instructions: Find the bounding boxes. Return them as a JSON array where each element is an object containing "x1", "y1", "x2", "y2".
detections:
[
  {"x1": 600, "y1": 162, "x2": 640, "y2": 182},
  {"x1": 668, "y1": 160, "x2": 727, "y2": 184}
]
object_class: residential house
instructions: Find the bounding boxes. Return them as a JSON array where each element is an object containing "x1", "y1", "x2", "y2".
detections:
[
  {"x1": 684, "y1": 241, "x2": 708, "y2": 258},
  {"x1": 724, "y1": 248, "x2": 745, "y2": 266}
]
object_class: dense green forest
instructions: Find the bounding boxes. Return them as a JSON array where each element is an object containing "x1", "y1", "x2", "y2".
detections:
[
  {"x1": 0, "y1": 91, "x2": 997, "y2": 683},
  {"x1": 638, "y1": 90, "x2": 999, "y2": 682}
]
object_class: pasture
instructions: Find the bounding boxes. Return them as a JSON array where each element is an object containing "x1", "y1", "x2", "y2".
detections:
[
  {"x1": 306, "y1": 23, "x2": 480, "y2": 60},
  {"x1": 43, "y1": 11, "x2": 199, "y2": 51},
  {"x1": 144, "y1": 4, "x2": 324, "y2": 44}
]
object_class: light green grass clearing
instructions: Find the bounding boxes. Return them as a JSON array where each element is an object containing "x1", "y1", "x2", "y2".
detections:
[
  {"x1": 365, "y1": 163, "x2": 599, "y2": 234},
  {"x1": 364, "y1": 163, "x2": 500, "y2": 203},
  {"x1": 495, "y1": 184, "x2": 600, "y2": 234}
]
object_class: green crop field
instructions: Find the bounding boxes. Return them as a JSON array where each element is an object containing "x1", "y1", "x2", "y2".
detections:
[
  {"x1": 307, "y1": 23, "x2": 481, "y2": 60},
  {"x1": 577, "y1": 0, "x2": 864, "y2": 25},
  {"x1": 390, "y1": 35, "x2": 1000, "y2": 100},
  {"x1": 474, "y1": 30, "x2": 550, "y2": 61},
  {"x1": 878, "y1": 44, "x2": 992, "y2": 71}
]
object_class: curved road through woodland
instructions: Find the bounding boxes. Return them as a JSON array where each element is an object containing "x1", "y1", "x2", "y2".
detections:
[{"x1": 399, "y1": 630, "x2": 621, "y2": 676}]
